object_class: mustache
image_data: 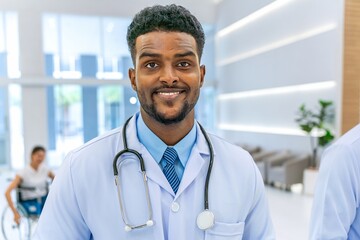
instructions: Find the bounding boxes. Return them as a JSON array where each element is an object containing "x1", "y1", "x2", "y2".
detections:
[{"x1": 152, "y1": 83, "x2": 188, "y2": 93}]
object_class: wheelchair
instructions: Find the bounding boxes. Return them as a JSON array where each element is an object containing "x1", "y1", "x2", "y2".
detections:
[{"x1": 1, "y1": 186, "x2": 46, "y2": 240}]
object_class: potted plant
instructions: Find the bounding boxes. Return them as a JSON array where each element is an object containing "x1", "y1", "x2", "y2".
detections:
[{"x1": 295, "y1": 99, "x2": 335, "y2": 168}]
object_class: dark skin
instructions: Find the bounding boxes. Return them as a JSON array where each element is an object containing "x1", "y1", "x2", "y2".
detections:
[{"x1": 129, "y1": 31, "x2": 206, "y2": 145}]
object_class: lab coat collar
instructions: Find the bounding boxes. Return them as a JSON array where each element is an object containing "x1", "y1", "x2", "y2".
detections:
[
  {"x1": 123, "y1": 115, "x2": 175, "y2": 195},
  {"x1": 123, "y1": 115, "x2": 214, "y2": 198},
  {"x1": 175, "y1": 122, "x2": 214, "y2": 198}
]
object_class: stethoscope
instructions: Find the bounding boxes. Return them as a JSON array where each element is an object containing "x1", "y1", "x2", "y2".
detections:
[{"x1": 112, "y1": 116, "x2": 215, "y2": 232}]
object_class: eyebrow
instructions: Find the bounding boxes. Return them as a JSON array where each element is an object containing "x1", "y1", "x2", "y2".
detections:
[
  {"x1": 138, "y1": 51, "x2": 197, "y2": 60},
  {"x1": 138, "y1": 52, "x2": 161, "y2": 59},
  {"x1": 174, "y1": 51, "x2": 196, "y2": 58}
]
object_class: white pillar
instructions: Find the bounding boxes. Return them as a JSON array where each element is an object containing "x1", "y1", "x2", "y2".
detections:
[{"x1": 17, "y1": 9, "x2": 48, "y2": 168}]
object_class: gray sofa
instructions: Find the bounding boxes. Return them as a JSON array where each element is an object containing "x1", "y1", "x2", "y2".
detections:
[{"x1": 267, "y1": 154, "x2": 311, "y2": 190}]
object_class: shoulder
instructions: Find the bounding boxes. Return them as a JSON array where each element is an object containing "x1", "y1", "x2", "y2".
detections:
[
  {"x1": 61, "y1": 127, "x2": 124, "y2": 176},
  {"x1": 207, "y1": 133, "x2": 257, "y2": 176},
  {"x1": 209, "y1": 133, "x2": 252, "y2": 160},
  {"x1": 206, "y1": 133, "x2": 266, "y2": 208},
  {"x1": 74, "y1": 127, "x2": 123, "y2": 154},
  {"x1": 319, "y1": 128, "x2": 360, "y2": 182},
  {"x1": 56, "y1": 127, "x2": 125, "y2": 189},
  {"x1": 17, "y1": 165, "x2": 30, "y2": 177},
  {"x1": 322, "y1": 124, "x2": 360, "y2": 168},
  {"x1": 69, "y1": 127, "x2": 123, "y2": 160},
  {"x1": 334, "y1": 124, "x2": 360, "y2": 147}
]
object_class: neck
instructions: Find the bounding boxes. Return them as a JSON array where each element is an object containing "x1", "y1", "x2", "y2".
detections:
[
  {"x1": 141, "y1": 110, "x2": 195, "y2": 146},
  {"x1": 30, "y1": 162, "x2": 38, "y2": 170}
]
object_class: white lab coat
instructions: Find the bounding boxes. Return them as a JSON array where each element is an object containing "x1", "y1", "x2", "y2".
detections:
[
  {"x1": 310, "y1": 124, "x2": 360, "y2": 239},
  {"x1": 34, "y1": 116, "x2": 275, "y2": 240}
]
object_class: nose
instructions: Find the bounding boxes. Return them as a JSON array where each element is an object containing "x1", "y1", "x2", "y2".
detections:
[{"x1": 159, "y1": 65, "x2": 179, "y2": 85}]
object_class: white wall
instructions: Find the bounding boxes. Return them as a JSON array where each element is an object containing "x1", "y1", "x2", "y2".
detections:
[{"x1": 215, "y1": 0, "x2": 344, "y2": 153}]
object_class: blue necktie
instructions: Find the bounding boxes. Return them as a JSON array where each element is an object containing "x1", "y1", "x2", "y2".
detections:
[{"x1": 162, "y1": 147, "x2": 180, "y2": 194}]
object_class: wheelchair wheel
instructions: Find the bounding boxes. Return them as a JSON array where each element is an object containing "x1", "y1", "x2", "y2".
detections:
[{"x1": 1, "y1": 204, "x2": 31, "y2": 240}]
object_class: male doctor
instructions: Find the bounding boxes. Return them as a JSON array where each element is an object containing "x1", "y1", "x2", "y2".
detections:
[{"x1": 35, "y1": 4, "x2": 275, "y2": 239}]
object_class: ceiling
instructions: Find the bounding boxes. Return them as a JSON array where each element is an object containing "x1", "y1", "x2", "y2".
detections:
[{"x1": 0, "y1": 0, "x2": 219, "y2": 23}]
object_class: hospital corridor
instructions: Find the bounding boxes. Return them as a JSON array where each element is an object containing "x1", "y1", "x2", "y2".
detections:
[{"x1": 0, "y1": 0, "x2": 359, "y2": 239}]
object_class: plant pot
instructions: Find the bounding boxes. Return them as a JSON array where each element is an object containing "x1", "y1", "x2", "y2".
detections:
[{"x1": 303, "y1": 168, "x2": 319, "y2": 196}]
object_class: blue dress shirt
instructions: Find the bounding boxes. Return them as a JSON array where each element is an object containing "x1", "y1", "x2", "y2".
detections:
[{"x1": 136, "y1": 113, "x2": 197, "y2": 180}]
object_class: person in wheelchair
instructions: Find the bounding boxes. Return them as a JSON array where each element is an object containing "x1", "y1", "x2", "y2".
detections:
[{"x1": 4, "y1": 146, "x2": 55, "y2": 225}]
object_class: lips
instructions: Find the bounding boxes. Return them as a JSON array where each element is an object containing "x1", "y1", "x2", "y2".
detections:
[{"x1": 155, "y1": 88, "x2": 185, "y2": 100}]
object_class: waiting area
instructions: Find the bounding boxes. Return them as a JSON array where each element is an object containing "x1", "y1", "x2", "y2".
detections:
[{"x1": 240, "y1": 144, "x2": 311, "y2": 191}]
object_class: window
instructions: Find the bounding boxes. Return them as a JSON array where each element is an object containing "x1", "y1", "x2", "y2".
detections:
[
  {"x1": 0, "y1": 12, "x2": 20, "y2": 78},
  {"x1": 0, "y1": 12, "x2": 21, "y2": 168},
  {"x1": 43, "y1": 14, "x2": 138, "y2": 166}
]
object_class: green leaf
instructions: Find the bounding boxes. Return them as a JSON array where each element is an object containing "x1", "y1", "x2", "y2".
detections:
[{"x1": 318, "y1": 129, "x2": 335, "y2": 146}]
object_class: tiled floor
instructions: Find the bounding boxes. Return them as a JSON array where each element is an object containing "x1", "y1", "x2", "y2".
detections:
[
  {"x1": 0, "y1": 171, "x2": 312, "y2": 240},
  {"x1": 267, "y1": 185, "x2": 313, "y2": 240}
]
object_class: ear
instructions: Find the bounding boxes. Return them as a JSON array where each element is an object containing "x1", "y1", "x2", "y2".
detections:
[
  {"x1": 199, "y1": 65, "x2": 206, "y2": 87},
  {"x1": 128, "y1": 68, "x2": 136, "y2": 91}
]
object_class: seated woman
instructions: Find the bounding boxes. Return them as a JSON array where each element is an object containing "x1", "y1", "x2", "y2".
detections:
[{"x1": 4, "y1": 145, "x2": 55, "y2": 225}]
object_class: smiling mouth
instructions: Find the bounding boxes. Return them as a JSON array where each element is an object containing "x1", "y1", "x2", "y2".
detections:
[
  {"x1": 158, "y1": 91, "x2": 180, "y2": 96},
  {"x1": 155, "y1": 89, "x2": 185, "y2": 100}
]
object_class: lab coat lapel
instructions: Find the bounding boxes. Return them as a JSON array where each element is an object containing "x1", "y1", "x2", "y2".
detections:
[
  {"x1": 176, "y1": 147, "x2": 205, "y2": 197},
  {"x1": 140, "y1": 150, "x2": 175, "y2": 195},
  {"x1": 125, "y1": 116, "x2": 175, "y2": 196},
  {"x1": 176, "y1": 123, "x2": 212, "y2": 197}
]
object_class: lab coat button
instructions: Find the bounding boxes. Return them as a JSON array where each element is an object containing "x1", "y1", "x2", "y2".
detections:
[{"x1": 171, "y1": 202, "x2": 180, "y2": 212}]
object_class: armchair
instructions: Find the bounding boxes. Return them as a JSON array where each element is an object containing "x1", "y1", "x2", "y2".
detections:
[
  {"x1": 256, "y1": 151, "x2": 294, "y2": 184},
  {"x1": 267, "y1": 154, "x2": 311, "y2": 190}
]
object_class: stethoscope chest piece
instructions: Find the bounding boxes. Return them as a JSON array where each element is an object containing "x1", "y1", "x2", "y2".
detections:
[{"x1": 196, "y1": 210, "x2": 215, "y2": 230}]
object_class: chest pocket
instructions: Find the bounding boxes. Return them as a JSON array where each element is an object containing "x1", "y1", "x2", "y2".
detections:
[{"x1": 205, "y1": 221, "x2": 245, "y2": 240}]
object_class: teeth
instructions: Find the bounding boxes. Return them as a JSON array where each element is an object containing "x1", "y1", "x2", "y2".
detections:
[{"x1": 158, "y1": 92, "x2": 179, "y2": 96}]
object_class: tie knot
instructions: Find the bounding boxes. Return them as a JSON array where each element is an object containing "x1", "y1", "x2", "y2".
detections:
[{"x1": 163, "y1": 147, "x2": 178, "y2": 165}]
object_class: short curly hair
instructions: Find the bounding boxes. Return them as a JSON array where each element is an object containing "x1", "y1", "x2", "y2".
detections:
[{"x1": 127, "y1": 4, "x2": 205, "y2": 64}]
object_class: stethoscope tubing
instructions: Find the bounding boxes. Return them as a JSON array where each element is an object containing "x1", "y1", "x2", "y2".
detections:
[
  {"x1": 197, "y1": 123, "x2": 214, "y2": 210},
  {"x1": 112, "y1": 116, "x2": 214, "y2": 229}
]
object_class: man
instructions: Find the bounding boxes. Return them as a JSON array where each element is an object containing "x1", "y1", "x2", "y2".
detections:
[
  {"x1": 310, "y1": 123, "x2": 360, "y2": 239},
  {"x1": 35, "y1": 5, "x2": 275, "y2": 239}
]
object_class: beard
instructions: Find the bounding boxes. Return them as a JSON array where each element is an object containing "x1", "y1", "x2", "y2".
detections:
[
  {"x1": 141, "y1": 100, "x2": 195, "y2": 125},
  {"x1": 138, "y1": 87, "x2": 199, "y2": 125}
]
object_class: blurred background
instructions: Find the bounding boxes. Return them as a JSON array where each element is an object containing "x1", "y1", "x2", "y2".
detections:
[{"x1": 0, "y1": 0, "x2": 359, "y2": 239}]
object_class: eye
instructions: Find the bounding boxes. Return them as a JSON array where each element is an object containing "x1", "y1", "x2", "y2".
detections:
[
  {"x1": 145, "y1": 62, "x2": 158, "y2": 69},
  {"x1": 177, "y1": 62, "x2": 190, "y2": 67}
]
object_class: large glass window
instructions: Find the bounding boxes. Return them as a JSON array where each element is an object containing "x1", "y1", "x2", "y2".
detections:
[
  {"x1": 43, "y1": 14, "x2": 137, "y2": 166},
  {"x1": 43, "y1": 14, "x2": 131, "y2": 79},
  {"x1": 0, "y1": 87, "x2": 9, "y2": 166},
  {"x1": 0, "y1": 12, "x2": 20, "y2": 78},
  {"x1": 8, "y1": 85, "x2": 23, "y2": 169},
  {"x1": 0, "y1": 12, "x2": 21, "y2": 168},
  {"x1": 0, "y1": 85, "x2": 23, "y2": 169}
]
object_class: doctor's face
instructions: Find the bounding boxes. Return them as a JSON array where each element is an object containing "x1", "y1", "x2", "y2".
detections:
[{"x1": 129, "y1": 31, "x2": 205, "y2": 125}]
